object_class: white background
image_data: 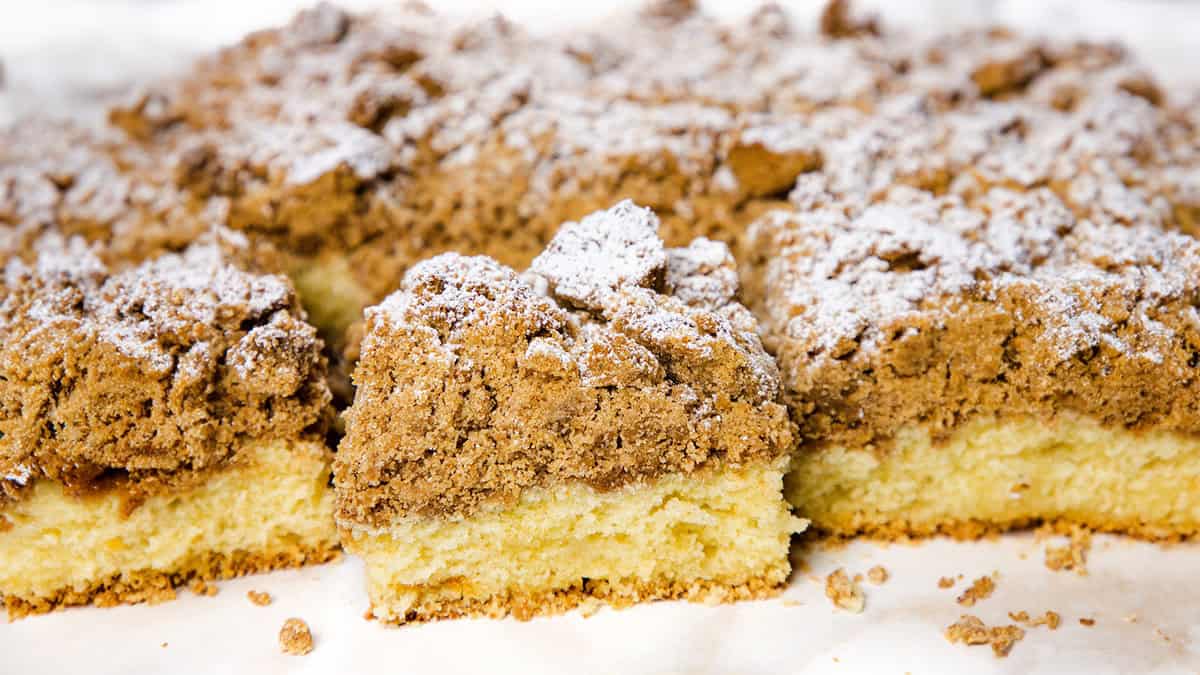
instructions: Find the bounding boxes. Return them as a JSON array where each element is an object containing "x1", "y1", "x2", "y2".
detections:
[{"x1": 2, "y1": 1, "x2": 1200, "y2": 673}]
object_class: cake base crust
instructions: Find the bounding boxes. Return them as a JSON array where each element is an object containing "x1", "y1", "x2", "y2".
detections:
[
  {"x1": 369, "y1": 568, "x2": 788, "y2": 626},
  {"x1": 4, "y1": 544, "x2": 340, "y2": 620},
  {"x1": 789, "y1": 413, "x2": 1200, "y2": 542}
]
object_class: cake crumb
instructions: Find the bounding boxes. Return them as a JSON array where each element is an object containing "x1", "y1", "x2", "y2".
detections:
[
  {"x1": 160, "y1": 642, "x2": 167, "y2": 648},
  {"x1": 279, "y1": 618, "x2": 314, "y2": 656},
  {"x1": 938, "y1": 576, "x2": 955, "y2": 589},
  {"x1": 945, "y1": 615, "x2": 1025, "y2": 658},
  {"x1": 825, "y1": 568, "x2": 865, "y2": 613},
  {"x1": 956, "y1": 575, "x2": 995, "y2": 607},
  {"x1": 1153, "y1": 627, "x2": 1171, "y2": 643},
  {"x1": 0, "y1": 516, "x2": 12, "y2": 532},
  {"x1": 1124, "y1": 613, "x2": 1140, "y2": 624},
  {"x1": 1079, "y1": 617, "x2": 1096, "y2": 627},
  {"x1": 247, "y1": 590, "x2": 272, "y2": 606},
  {"x1": 1042, "y1": 526, "x2": 1092, "y2": 575},
  {"x1": 782, "y1": 599, "x2": 803, "y2": 607},
  {"x1": 867, "y1": 566, "x2": 889, "y2": 585},
  {"x1": 1009, "y1": 610, "x2": 1060, "y2": 630},
  {"x1": 189, "y1": 579, "x2": 218, "y2": 597}
]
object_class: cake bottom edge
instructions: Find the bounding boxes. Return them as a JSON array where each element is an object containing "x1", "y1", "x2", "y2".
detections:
[
  {"x1": 4, "y1": 542, "x2": 341, "y2": 620},
  {"x1": 367, "y1": 565, "x2": 790, "y2": 626}
]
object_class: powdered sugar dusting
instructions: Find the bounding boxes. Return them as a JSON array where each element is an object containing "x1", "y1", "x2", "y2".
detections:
[{"x1": 529, "y1": 200, "x2": 665, "y2": 312}]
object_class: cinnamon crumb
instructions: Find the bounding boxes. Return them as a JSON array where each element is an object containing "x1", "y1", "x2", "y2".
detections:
[
  {"x1": 956, "y1": 575, "x2": 995, "y2": 607},
  {"x1": 279, "y1": 618, "x2": 314, "y2": 656},
  {"x1": 247, "y1": 590, "x2": 272, "y2": 606},
  {"x1": 944, "y1": 615, "x2": 1025, "y2": 658},
  {"x1": 825, "y1": 568, "x2": 865, "y2": 613},
  {"x1": 1079, "y1": 617, "x2": 1095, "y2": 626},
  {"x1": 867, "y1": 565, "x2": 889, "y2": 585},
  {"x1": 938, "y1": 576, "x2": 955, "y2": 589},
  {"x1": 189, "y1": 579, "x2": 218, "y2": 597}
]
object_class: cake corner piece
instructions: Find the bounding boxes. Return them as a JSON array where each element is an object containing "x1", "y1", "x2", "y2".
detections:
[
  {"x1": 0, "y1": 233, "x2": 339, "y2": 619},
  {"x1": 334, "y1": 200, "x2": 802, "y2": 625}
]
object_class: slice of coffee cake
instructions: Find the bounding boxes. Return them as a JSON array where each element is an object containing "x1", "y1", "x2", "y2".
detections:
[
  {"x1": 335, "y1": 201, "x2": 800, "y2": 624},
  {"x1": 0, "y1": 234, "x2": 337, "y2": 619},
  {"x1": 745, "y1": 185, "x2": 1200, "y2": 540}
]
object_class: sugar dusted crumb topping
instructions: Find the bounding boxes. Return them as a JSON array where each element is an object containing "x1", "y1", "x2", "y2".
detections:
[
  {"x1": 335, "y1": 201, "x2": 791, "y2": 525},
  {"x1": 0, "y1": 233, "x2": 330, "y2": 502}
]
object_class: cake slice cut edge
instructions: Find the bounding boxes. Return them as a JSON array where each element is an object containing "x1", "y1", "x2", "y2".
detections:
[
  {"x1": 1, "y1": 439, "x2": 339, "y2": 620},
  {"x1": 334, "y1": 200, "x2": 803, "y2": 624},
  {"x1": 345, "y1": 458, "x2": 801, "y2": 624}
]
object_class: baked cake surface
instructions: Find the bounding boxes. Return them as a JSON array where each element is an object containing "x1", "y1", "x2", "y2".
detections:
[
  {"x1": 746, "y1": 178, "x2": 1200, "y2": 538},
  {"x1": 0, "y1": 233, "x2": 338, "y2": 618},
  {"x1": 335, "y1": 201, "x2": 800, "y2": 623},
  {"x1": 78, "y1": 0, "x2": 1198, "y2": 348}
]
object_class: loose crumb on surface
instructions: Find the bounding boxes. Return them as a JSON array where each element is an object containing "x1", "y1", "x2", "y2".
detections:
[
  {"x1": 279, "y1": 618, "x2": 314, "y2": 656},
  {"x1": 782, "y1": 599, "x2": 803, "y2": 607},
  {"x1": 160, "y1": 643, "x2": 167, "y2": 648},
  {"x1": 825, "y1": 568, "x2": 865, "y2": 613},
  {"x1": 189, "y1": 579, "x2": 218, "y2": 597},
  {"x1": 957, "y1": 575, "x2": 996, "y2": 607},
  {"x1": 945, "y1": 615, "x2": 1026, "y2": 658},
  {"x1": 1124, "y1": 613, "x2": 1140, "y2": 624},
  {"x1": 1042, "y1": 525, "x2": 1092, "y2": 575},
  {"x1": 867, "y1": 566, "x2": 889, "y2": 585},
  {"x1": 1079, "y1": 617, "x2": 1096, "y2": 627},
  {"x1": 1153, "y1": 627, "x2": 1172, "y2": 643},
  {"x1": 247, "y1": 590, "x2": 272, "y2": 606},
  {"x1": 938, "y1": 576, "x2": 956, "y2": 589},
  {"x1": 1009, "y1": 610, "x2": 1061, "y2": 630}
]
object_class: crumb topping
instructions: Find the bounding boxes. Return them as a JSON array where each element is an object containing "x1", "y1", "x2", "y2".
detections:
[
  {"x1": 945, "y1": 614, "x2": 1025, "y2": 658},
  {"x1": 746, "y1": 184, "x2": 1200, "y2": 449},
  {"x1": 956, "y1": 575, "x2": 996, "y2": 607},
  {"x1": 335, "y1": 202, "x2": 790, "y2": 525},
  {"x1": 0, "y1": 235, "x2": 330, "y2": 503}
]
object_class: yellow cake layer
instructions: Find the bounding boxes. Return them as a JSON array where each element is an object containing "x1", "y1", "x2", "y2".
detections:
[
  {"x1": 788, "y1": 413, "x2": 1200, "y2": 539},
  {"x1": 290, "y1": 253, "x2": 373, "y2": 341},
  {"x1": 343, "y1": 459, "x2": 804, "y2": 624},
  {"x1": 0, "y1": 439, "x2": 338, "y2": 609}
]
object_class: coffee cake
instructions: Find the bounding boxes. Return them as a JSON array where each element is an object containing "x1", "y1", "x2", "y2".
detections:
[
  {"x1": 0, "y1": 233, "x2": 337, "y2": 618},
  {"x1": 334, "y1": 201, "x2": 800, "y2": 624},
  {"x1": 746, "y1": 180, "x2": 1200, "y2": 539},
  {"x1": 93, "y1": 0, "x2": 1198, "y2": 356}
]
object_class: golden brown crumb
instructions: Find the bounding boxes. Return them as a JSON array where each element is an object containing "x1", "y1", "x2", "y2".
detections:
[
  {"x1": 853, "y1": 573, "x2": 864, "y2": 583},
  {"x1": 1008, "y1": 610, "x2": 1060, "y2": 630},
  {"x1": 189, "y1": 579, "x2": 218, "y2": 597},
  {"x1": 0, "y1": 515, "x2": 12, "y2": 532},
  {"x1": 160, "y1": 643, "x2": 167, "y2": 648},
  {"x1": 956, "y1": 575, "x2": 995, "y2": 607},
  {"x1": 279, "y1": 618, "x2": 314, "y2": 656},
  {"x1": 867, "y1": 566, "x2": 889, "y2": 585},
  {"x1": 938, "y1": 576, "x2": 955, "y2": 589},
  {"x1": 825, "y1": 568, "x2": 865, "y2": 613},
  {"x1": 945, "y1": 615, "x2": 1026, "y2": 658},
  {"x1": 1079, "y1": 617, "x2": 1095, "y2": 626},
  {"x1": 1042, "y1": 525, "x2": 1092, "y2": 575},
  {"x1": 782, "y1": 599, "x2": 803, "y2": 607},
  {"x1": 247, "y1": 590, "x2": 272, "y2": 606}
]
